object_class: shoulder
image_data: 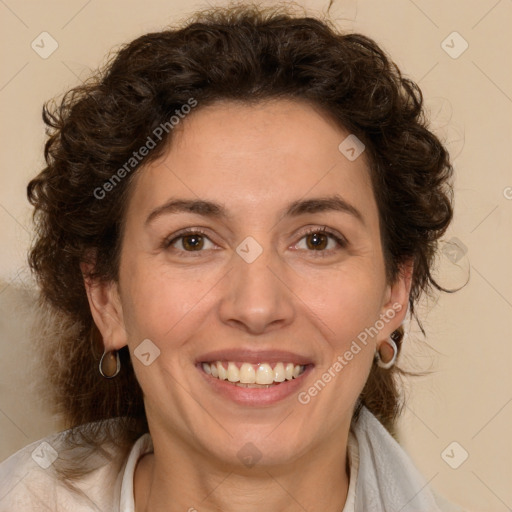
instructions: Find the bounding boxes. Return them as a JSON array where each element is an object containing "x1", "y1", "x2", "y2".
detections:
[
  {"x1": 351, "y1": 406, "x2": 468, "y2": 512},
  {"x1": 0, "y1": 418, "x2": 138, "y2": 511}
]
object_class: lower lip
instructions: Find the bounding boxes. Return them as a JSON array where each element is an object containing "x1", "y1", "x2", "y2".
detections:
[{"x1": 197, "y1": 364, "x2": 314, "y2": 406}]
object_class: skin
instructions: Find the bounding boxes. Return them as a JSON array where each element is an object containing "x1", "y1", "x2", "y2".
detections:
[{"x1": 84, "y1": 99, "x2": 411, "y2": 512}]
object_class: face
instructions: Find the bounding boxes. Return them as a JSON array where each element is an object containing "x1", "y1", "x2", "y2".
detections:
[{"x1": 87, "y1": 99, "x2": 410, "y2": 469}]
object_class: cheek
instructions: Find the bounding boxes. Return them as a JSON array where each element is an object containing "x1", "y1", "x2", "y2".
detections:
[
  {"x1": 120, "y1": 256, "x2": 221, "y2": 350},
  {"x1": 120, "y1": 265, "x2": 172, "y2": 338},
  {"x1": 119, "y1": 262, "x2": 212, "y2": 395},
  {"x1": 298, "y1": 263, "x2": 386, "y2": 342}
]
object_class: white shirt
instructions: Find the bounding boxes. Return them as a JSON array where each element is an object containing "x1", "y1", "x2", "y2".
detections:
[{"x1": 0, "y1": 407, "x2": 464, "y2": 511}]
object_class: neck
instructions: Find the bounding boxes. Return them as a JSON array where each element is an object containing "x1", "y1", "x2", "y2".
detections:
[{"x1": 134, "y1": 433, "x2": 351, "y2": 512}]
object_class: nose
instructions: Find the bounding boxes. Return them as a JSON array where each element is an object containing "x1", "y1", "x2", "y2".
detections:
[{"x1": 218, "y1": 238, "x2": 295, "y2": 335}]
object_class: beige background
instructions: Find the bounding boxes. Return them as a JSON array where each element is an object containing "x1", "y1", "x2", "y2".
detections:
[{"x1": 1, "y1": 0, "x2": 511, "y2": 510}]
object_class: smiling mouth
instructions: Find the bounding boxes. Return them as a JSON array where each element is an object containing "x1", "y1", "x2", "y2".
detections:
[{"x1": 201, "y1": 361, "x2": 309, "y2": 387}]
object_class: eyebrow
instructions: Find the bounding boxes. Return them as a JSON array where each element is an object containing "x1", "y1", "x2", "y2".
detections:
[{"x1": 145, "y1": 194, "x2": 365, "y2": 226}]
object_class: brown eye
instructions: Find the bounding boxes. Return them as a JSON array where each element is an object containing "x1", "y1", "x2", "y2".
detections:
[
  {"x1": 305, "y1": 232, "x2": 329, "y2": 250},
  {"x1": 181, "y1": 234, "x2": 205, "y2": 251},
  {"x1": 294, "y1": 227, "x2": 347, "y2": 256},
  {"x1": 163, "y1": 229, "x2": 215, "y2": 253}
]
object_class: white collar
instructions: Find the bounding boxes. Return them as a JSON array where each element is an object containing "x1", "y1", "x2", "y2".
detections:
[{"x1": 118, "y1": 406, "x2": 440, "y2": 512}]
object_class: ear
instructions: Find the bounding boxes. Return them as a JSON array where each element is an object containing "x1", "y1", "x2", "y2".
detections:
[
  {"x1": 379, "y1": 260, "x2": 413, "y2": 338},
  {"x1": 81, "y1": 261, "x2": 128, "y2": 352}
]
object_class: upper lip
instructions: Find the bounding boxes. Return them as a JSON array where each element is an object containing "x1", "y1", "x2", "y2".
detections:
[{"x1": 196, "y1": 349, "x2": 314, "y2": 366}]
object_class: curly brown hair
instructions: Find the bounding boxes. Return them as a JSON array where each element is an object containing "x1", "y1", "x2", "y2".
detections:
[{"x1": 26, "y1": 2, "x2": 453, "y2": 479}]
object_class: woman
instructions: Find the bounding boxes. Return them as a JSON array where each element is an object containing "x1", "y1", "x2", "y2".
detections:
[{"x1": 0, "y1": 4, "x2": 464, "y2": 511}]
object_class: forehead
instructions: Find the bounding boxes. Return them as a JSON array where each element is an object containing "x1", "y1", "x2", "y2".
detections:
[{"x1": 126, "y1": 99, "x2": 376, "y2": 225}]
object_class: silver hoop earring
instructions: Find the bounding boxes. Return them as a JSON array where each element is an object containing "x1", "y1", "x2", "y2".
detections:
[
  {"x1": 375, "y1": 337, "x2": 398, "y2": 369},
  {"x1": 99, "y1": 350, "x2": 121, "y2": 378}
]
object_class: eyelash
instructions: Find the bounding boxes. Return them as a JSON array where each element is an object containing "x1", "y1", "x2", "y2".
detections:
[{"x1": 161, "y1": 226, "x2": 348, "y2": 258}]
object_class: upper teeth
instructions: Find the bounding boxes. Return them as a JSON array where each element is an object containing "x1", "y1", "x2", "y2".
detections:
[{"x1": 202, "y1": 361, "x2": 305, "y2": 384}]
